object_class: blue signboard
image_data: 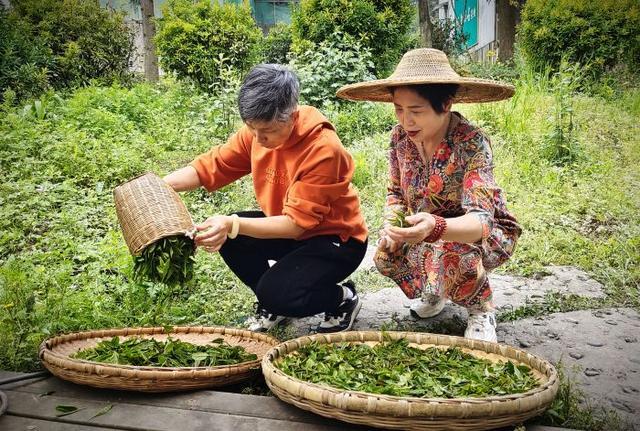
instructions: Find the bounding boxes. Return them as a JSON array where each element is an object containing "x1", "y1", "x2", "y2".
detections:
[{"x1": 454, "y1": 0, "x2": 478, "y2": 48}]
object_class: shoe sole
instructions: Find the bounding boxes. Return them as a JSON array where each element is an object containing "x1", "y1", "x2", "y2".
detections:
[
  {"x1": 342, "y1": 298, "x2": 362, "y2": 332},
  {"x1": 248, "y1": 316, "x2": 289, "y2": 332},
  {"x1": 409, "y1": 304, "x2": 445, "y2": 319},
  {"x1": 316, "y1": 299, "x2": 363, "y2": 333}
]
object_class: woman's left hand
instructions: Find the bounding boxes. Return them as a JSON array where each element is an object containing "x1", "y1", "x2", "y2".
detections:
[
  {"x1": 194, "y1": 215, "x2": 231, "y2": 252},
  {"x1": 384, "y1": 212, "x2": 436, "y2": 244}
]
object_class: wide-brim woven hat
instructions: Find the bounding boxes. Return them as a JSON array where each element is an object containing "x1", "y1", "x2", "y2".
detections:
[{"x1": 336, "y1": 48, "x2": 514, "y2": 103}]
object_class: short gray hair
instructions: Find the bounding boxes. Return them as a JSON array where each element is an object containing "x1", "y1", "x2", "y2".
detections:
[{"x1": 238, "y1": 64, "x2": 299, "y2": 123}]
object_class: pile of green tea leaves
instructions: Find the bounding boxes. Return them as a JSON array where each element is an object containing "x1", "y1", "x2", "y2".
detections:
[
  {"x1": 133, "y1": 235, "x2": 195, "y2": 286},
  {"x1": 73, "y1": 336, "x2": 257, "y2": 367},
  {"x1": 277, "y1": 339, "x2": 539, "y2": 398}
]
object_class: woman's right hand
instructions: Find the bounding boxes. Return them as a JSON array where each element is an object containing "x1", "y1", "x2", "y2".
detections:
[{"x1": 377, "y1": 231, "x2": 401, "y2": 253}]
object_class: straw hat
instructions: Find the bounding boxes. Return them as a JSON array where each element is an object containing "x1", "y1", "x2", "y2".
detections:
[{"x1": 336, "y1": 48, "x2": 514, "y2": 103}]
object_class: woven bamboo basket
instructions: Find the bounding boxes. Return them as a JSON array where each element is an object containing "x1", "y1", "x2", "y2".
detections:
[
  {"x1": 113, "y1": 172, "x2": 194, "y2": 256},
  {"x1": 262, "y1": 331, "x2": 559, "y2": 431},
  {"x1": 40, "y1": 326, "x2": 278, "y2": 392}
]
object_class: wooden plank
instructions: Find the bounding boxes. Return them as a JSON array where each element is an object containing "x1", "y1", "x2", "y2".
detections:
[
  {"x1": 0, "y1": 415, "x2": 119, "y2": 430},
  {"x1": 527, "y1": 426, "x2": 579, "y2": 431},
  {"x1": 0, "y1": 371, "x2": 23, "y2": 380},
  {"x1": 0, "y1": 371, "x2": 51, "y2": 390},
  {"x1": 12, "y1": 376, "x2": 366, "y2": 427},
  {"x1": 4, "y1": 390, "x2": 357, "y2": 431}
]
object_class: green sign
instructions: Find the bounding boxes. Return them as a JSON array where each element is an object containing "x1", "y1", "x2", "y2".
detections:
[{"x1": 454, "y1": 0, "x2": 478, "y2": 48}]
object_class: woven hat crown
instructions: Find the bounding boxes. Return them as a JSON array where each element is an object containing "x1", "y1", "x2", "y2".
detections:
[{"x1": 388, "y1": 48, "x2": 460, "y2": 81}]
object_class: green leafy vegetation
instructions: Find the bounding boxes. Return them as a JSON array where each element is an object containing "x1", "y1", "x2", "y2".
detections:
[
  {"x1": 155, "y1": 0, "x2": 262, "y2": 90},
  {"x1": 290, "y1": 0, "x2": 415, "y2": 76},
  {"x1": 260, "y1": 22, "x2": 293, "y2": 64},
  {"x1": 1, "y1": 0, "x2": 133, "y2": 102},
  {"x1": 0, "y1": 66, "x2": 638, "y2": 374},
  {"x1": 518, "y1": 0, "x2": 640, "y2": 80},
  {"x1": 72, "y1": 336, "x2": 257, "y2": 367},
  {"x1": 133, "y1": 236, "x2": 196, "y2": 287},
  {"x1": 277, "y1": 338, "x2": 539, "y2": 397},
  {"x1": 290, "y1": 32, "x2": 375, "y2": 107}
]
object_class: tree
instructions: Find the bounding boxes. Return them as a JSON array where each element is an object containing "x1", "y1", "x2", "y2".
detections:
[
  {"x1": 140, "y1": 0, "x2": 159, "y2": 82},
  {"x1": 496, "y1": 0, "x2": 521, "y2": 62},
  {"x1": 418, "y1": 0, "x2": 433, "y2": 48}
]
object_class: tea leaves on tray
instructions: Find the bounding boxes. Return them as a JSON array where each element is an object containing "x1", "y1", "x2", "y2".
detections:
[
  {"x1": 72, "y1": 336, "x2": 257, "y2": 367},
  {"x1": 276, "y1": 339, "x2": 539, "y2": 398},
  {"x1": 133, "y1": 235, "x2": 195, "y2": 287}
]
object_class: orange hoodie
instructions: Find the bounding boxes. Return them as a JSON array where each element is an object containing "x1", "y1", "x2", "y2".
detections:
[{"x1": 190, "y1": 105, "x2": 368, "y2": 242}]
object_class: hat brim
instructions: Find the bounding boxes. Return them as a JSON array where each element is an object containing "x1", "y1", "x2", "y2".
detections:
[{"x1": 336, "y1": 77, "x2": 515, "y2": 103}]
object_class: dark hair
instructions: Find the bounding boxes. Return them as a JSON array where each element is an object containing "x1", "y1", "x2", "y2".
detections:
[
  {"x1": 238, "y1": 64, "x2": 299, "y2": 123},
  {"x1": 390, "y1": 84, "x2": 459, "y2": 114}
]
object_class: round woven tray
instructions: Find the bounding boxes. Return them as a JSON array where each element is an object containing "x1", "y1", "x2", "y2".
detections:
[
  {"x1": 262, "y1": 331, "x2": 559, "y2": 431},
  {"x1": 40, "y1": 326, "x2": 278, "y2": 392}
]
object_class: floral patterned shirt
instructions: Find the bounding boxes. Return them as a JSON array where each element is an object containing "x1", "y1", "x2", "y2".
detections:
[{"x1": 385, "y1": 112, "x2": 519, "y2": 250}]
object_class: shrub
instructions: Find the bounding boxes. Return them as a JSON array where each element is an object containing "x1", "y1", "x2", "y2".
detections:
[
  {"x1": 324, "y1": 102, "x2": 395, "y2": 147},
  {"x1": 290, "y1": 33, "x2": 375, "y2": 107},
  {"x1": 11, "y1": 0, "x2": 134, "y2": 90},
  {"x1": 431, "y1": 17, "x2": 468, "y2": 57},
  {"x1": 155, "y1": 0, "x2": 262, "y2": 91},
  {"x1": 456, "y1": 59, "x2": 520, "y2": 84},
  {"x1": 260, "y1": 22, "x2": 293, "y2": 64},
  {"x1": 0, "y1": 10, "x2": 52, "y2": 102},
  {"x1": 290, "y1": 0, "x2": 414, "y2": 76},
  {"x1": 518, "y1": 0, "x2": 640, "y2": 79}
]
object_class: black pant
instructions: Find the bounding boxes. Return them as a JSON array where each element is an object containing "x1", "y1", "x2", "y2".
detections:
[{"x1": 219, "y1": 211, "x2": 368, "y2": 318}]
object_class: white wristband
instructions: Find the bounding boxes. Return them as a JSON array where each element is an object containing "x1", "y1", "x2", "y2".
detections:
[{"x1": 227, "y1": 214, "x2": 240, "y2": 239}]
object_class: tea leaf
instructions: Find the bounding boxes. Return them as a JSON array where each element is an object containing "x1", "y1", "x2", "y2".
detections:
[
  {"x1": 133, "y1": 235, "x2": 196, "y2": 287},
  {"x1": 55, "y1": 405, "x2": 82, "y2": 417},
  {"x1": 72, "y1": 336, "x2": 257, "y2": 367},
  {"x1": 277, "y1": 339, "x2": 539, "y2": 398},
  {"x1": 89, "y1": 404, "x2": 113, "y2": 420}
]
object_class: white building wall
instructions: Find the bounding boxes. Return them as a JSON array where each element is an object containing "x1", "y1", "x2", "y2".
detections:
[{"x1": 477, "y1": 0, "x2": 495, "y2": 50}]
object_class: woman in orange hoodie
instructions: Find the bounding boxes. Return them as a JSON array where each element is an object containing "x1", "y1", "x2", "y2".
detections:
[{"x1": 164, "y1": 64, "x2": 368, "y2": 333}]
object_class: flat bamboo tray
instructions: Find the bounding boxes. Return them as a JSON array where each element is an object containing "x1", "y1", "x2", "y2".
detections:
[
  {"x1": 262, "y1": 331, "x2": 559, "y2": 431},
  {"x1": 40, "y1": 326, "x2": 278, "y2": 392}
]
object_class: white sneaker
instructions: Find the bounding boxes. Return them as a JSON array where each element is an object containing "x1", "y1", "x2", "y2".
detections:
[
  {"x1": 245, "y1": 306, "x2": 286, "y2": 332},
  {"x1": 464, "y1": 311, "x2": 497, "y2": 343},
  {"x1": 409, "y1": 294, "x2": 446, "y2": 319}
]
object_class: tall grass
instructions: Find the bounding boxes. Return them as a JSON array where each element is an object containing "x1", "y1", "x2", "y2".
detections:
[{"x1": 459, "y1": 62, "x2": 640, "y2": 306}]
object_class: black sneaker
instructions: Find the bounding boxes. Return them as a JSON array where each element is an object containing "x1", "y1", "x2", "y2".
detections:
[
  {"x1": 316, "y1": 281, "x2": 362, "y2": 333},
  {"x1": 245, "y1": 304, "x2": 286, "y2": 332}
]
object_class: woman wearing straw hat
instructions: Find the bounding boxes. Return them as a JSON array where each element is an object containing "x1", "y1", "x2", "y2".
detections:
[{"x1": 337, "y1": 48, "x2": 521, "y2": 343}]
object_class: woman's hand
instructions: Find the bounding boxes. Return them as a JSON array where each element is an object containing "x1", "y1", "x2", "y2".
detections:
[
  {"x1": 377, "y1": 230, "x2": 401, "y2": 253},
  {"x1": 194, "y1": 215, "x2": 231, "y2": 253},
  {"x1": 384, "y1": 212, "x2": 435, "y2": 245}
]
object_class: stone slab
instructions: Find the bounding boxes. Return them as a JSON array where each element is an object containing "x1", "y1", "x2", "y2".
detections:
[{"x1": 499, "y1": 308, "x2": 640, "y2": 428}]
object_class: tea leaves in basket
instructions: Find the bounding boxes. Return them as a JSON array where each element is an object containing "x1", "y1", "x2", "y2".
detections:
[
  {"x1": 133, "y1": 235, "x2": 195, "y2": 287},
  {"x1": 276, "y1": 338, "x2": 539, "y2": 398},
  {"x1": 72, "y1": 336, "x2": 257, "y2": 367}
]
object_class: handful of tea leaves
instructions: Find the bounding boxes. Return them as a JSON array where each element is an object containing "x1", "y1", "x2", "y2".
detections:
[
  {"x1": 133, "y1": 235, "x2": 195, "y2": 287},
  {"x1": 277, "y1": 339, "x2": 538, "y2": 398},
  {"x1": 389, "y1": 208, "x2": 409, "y2": 228},
  {"x1": 73, "y1": 336, "x2": 257, "y2": 367}
]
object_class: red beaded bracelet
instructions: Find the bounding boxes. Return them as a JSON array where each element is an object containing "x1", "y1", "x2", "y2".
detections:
[{"x1": 424, "y1": 215, "x2": 447, "y2": 242}]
